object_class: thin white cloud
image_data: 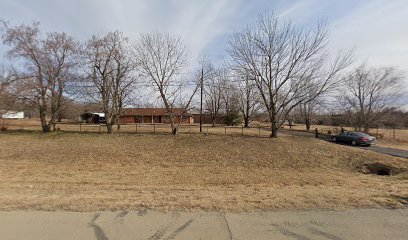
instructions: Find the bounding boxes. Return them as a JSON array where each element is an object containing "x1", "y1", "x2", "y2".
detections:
[
  {"x1": 167, "y1": 0, "x2": 242, "y2": 62},
  {"x1": 278, "y1": 0, "x2": 319, "y2": 19},
  {"x1": 330, "y1": 0, "x2": 408, "y2": 72}
]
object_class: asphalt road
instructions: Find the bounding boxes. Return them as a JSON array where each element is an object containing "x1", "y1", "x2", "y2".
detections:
[
  {"x1": 366, "y1": 145, "x2": 408, "y2": 159},
  {"x1": 0, "y1": 209, "x2": 407, "y2": 240},
  {"x1": 279, "y1": 129, "x2": 408, "y2": 159}
]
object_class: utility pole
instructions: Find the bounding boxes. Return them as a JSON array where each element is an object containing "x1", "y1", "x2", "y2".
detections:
[{"x1": 200, "y1": 68, "x2": 203, "y2": 133}]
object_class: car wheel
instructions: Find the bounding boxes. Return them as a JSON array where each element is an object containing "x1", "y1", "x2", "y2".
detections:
[
  {"x1": 331, "y1": 137, "x2": 337, "y2": 142},
  {"x1": 351, "y1": 139, "x2": 357, "y2": 146}
]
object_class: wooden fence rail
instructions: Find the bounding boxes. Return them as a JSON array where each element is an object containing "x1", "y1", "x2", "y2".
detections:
[{"x1": 50, "y1": 122, "x2": 272, "y2": 138}]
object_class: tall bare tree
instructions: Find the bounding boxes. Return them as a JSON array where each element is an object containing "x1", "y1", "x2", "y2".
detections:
[
  {"x1": 339, "y1": 64, "x2": 404, "y2": 132},
  {"x1": 2, "y1": 22, "x2": 78, "y2": 132},
  {"x1": 298, "y1": 99, "x2": 319, "y2": 131},
  {"x1": 204, "y1": 67, "x2": 224, "y2": 126},
  {"x1": 0, "y1": 66, "x2": 16, "y2": 128},
  {"x1": 297, "y1": 85, "x2": 324, "y2": 131},
  {"x1": 0, "y1": 66, "x2": 12, "y2": 109},
  {"x1": 221, "y1": 74, "x2": 241, "y2": 126},
  {"x1": 133, "y1": 31, "x2": 189, "y2": 135},
  {"x1": 228, "y1": 12, "x2": 352, "y2": 137},
  {"x1": 236, "y1": 71, "x2": 261, "y2": 127},
  {"x1": 82, "y1": 31, "x2": 136, "y2": 133}
]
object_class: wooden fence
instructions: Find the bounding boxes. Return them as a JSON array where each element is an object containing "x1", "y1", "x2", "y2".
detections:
[{"x1": 50, "y1": 122, "x2": 274, "y2": 137}]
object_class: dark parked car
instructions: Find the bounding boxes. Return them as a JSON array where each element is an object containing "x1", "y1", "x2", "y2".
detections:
[{"x1": 332, "y1": 131, "x2": 376, "y2": 146}]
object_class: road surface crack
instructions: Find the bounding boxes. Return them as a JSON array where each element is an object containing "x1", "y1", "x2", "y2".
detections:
[
  {"x1": 88, "y1": 212, "x2": 109, "y2": 240},
  {"x1": 223, "y1": 213, "x2": 233, "y2": 240}
]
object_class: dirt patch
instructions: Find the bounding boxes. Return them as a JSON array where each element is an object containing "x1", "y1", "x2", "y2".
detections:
[{"x1": 361, "y1": 162, "x2": 403, "y2": 176}]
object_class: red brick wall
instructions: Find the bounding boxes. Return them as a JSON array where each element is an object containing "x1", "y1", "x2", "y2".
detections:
[
  {"x1": 192, "y1": 114, "x2": 224, "y2": 125},
  {"x1": 119, "y1": 115, "x2": 192, "y2": 124}
]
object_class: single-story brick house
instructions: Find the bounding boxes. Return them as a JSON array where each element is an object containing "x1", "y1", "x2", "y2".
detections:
[{"x1": 119, "y1": 108, "x2": 192, "y2": 124}]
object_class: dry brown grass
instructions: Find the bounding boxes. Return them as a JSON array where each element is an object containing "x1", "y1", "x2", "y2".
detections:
[
  {"x1": 5, "y1": 119, "x2": 408, "y2": 148},
  {"x1": 0, "y1": 131, "x2": 407, "y2": 212},
  {"x1": 2, "y1": 119, "x2": 274, "y2": 137}
]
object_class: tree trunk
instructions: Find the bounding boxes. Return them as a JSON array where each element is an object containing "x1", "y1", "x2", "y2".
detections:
[
  {"x1": 244, "y1": 99, "x2": 250, "y2": 128},
  {"x1": 271, "y1": 121, "x2": 278, "y2": 138},
  {"x1": 244, "y1": 118, "x2": 249, "y2": 128},
  {"x1": 169, "y1": 112, "x2": 177, "y2": 135},
  {"x1": 40, "y1": 115, "x2": 49, "y2": 133},
  {"x1": 116, "y1": 116, "x2": 121, "y2": 131},
  {"x1": 269, "y1": 107, "x2": 278, "y2": 138},
  {"x1": 363, "y1": 124, "x2": 370, "y2": 134},
  {"x1": 39, "y1": 105, "x2": 49, "y2": 133},
  {"x1": 305, "y1": 117, "x2": 311, "y2": 131},
  {"x1": 357, "y1": 110, "x2": 364, "y2": 131},
  {"x1": 48, "y1": 117, "x2": 56, "y2": 131},
  {"x1": 106, "y1": 122, "x2": 113, "y2": 134}
]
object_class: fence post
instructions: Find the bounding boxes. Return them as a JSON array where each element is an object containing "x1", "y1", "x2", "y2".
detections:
[
  {"x1": 393, "y1": 126, "x2": 395, "y2": 140},
  {"x1": 190, "y1": 123, "x2": 192, "y2": 133},
  {"x1": 154, "y1": 123, "x2": 156, "y2": 134},
  {"x1": 242, "y1": 126, "x2": 244, "y2": 136},
  {"x1": 98, "y1": 124, "x2": 101, "y2": 133},
  {"x1": 80, "y1": 123, "x2": 82, "y2": 132},
  {"x1": 207, "y1": 126, "x2": 209, "y2": 134},
  {"x1": 225, "y1": 126, "x2": 227, "y2": 135},
  {"x1": 135, "y1": 123, "x2": 138, "y2": 133}
]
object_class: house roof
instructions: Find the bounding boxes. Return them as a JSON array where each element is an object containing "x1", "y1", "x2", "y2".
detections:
[
  {"x1": 0, "y1": 110, "x2": 23, "y2": 114},
  {"x1": 121, "y1": 108, "x2": 188, "y2": 116},
  {"x1": 93, "y1": 113, "x2": 105, "y2": 117}
]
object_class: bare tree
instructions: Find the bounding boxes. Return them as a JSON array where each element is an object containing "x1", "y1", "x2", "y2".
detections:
[
  {"x1": 204, "y1": 67, "x2": 224, "y2": 126},
  {"x1": 0, "y1": 66, "x2": 16, "y2": 128},
  {"x1": 338, "y1": 64, "x2": 404, "y2": 132},
  {"x1": 133, "y1": 31, "x2": 189, "y2": 135},
  {"x1": 2, "y1": 22, "x2": 78, "y2": 132},
  {"x1": 0, "y1": 66, "x2": 13, "y2": 109},
  {"x1": 297, "y1": 85, "x2": 325, "y2": 131},
  {"x1": 235, "y1": 71, "x2": 261, "y2": 127},
  {"x1": 298, "y1": 99, "x2": 319, "y2": 131},
  {"x1": 228, "y1": 12, "x2": 352, "y2": 137},
  {"x1": 81, "y1": 31, "x2": 136, "y2": 133},
  {"x1": 221, "y1": 74, "x2": 241, "y2": 126}
]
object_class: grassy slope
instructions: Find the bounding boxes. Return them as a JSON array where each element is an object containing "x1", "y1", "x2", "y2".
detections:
[{"x1": 0, "y1": 132, "x2": 407, "y2": 211}]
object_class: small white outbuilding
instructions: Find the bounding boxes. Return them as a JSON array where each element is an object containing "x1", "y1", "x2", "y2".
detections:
[{"x1": 0, "y1": 110, "x2": 25, "y2": 119}]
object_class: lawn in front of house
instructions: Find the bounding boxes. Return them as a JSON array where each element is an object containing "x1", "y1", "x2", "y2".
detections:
[{"x1": 0, "y1": 132, "x2": 407, "y2": 211}]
